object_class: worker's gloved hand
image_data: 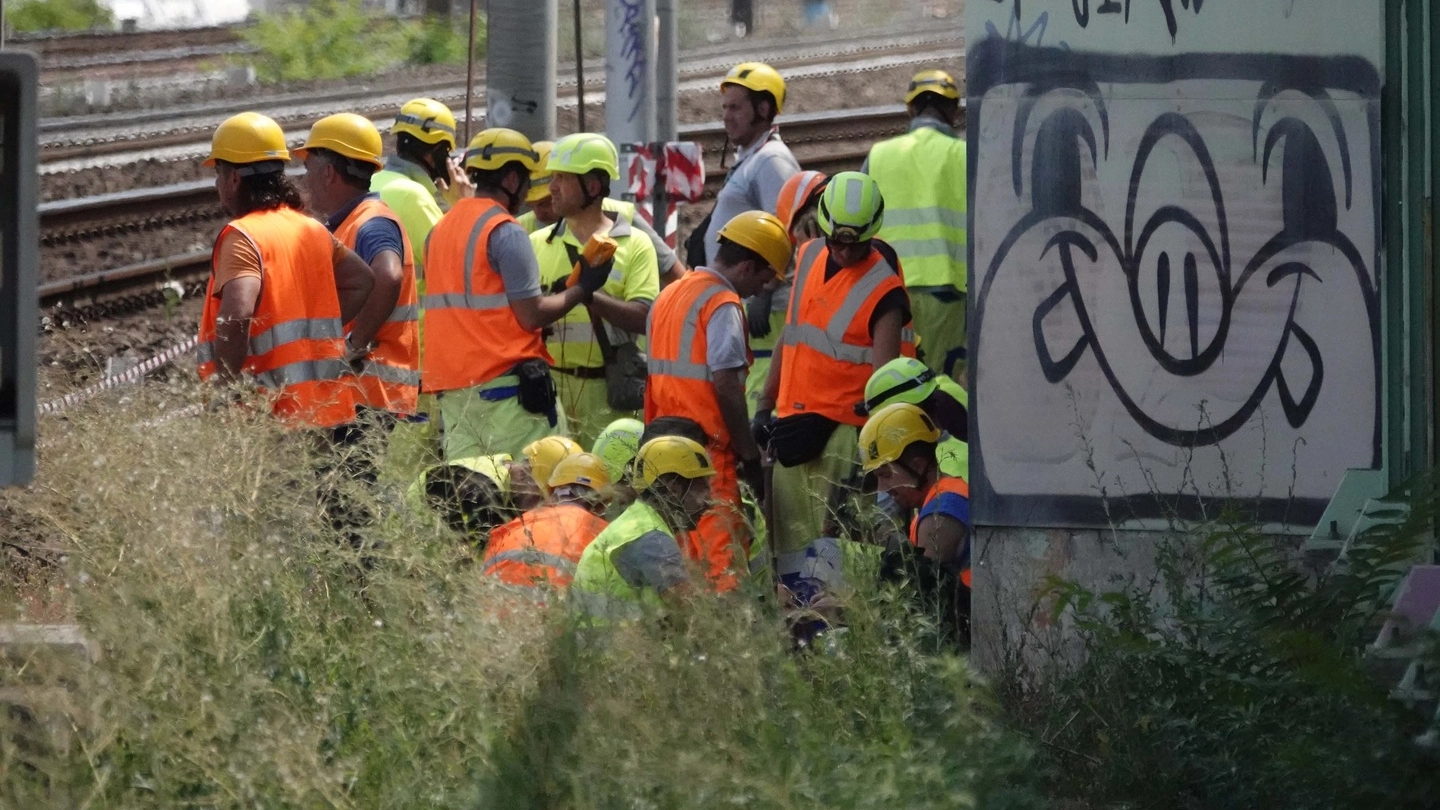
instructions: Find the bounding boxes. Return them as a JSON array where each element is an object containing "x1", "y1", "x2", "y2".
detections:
[
  {"x1": 746, "y1": 289, "x2": 775, "y2": 339},
  {"x1": 738, "y1": 456, "x2": 765, "y2": 498},
  {"x1": 750, "y1": 409, "x2": 775, "y2": 450},
  {"x1": 577, "y1": 257, "x2": 614, "y2": 296}
]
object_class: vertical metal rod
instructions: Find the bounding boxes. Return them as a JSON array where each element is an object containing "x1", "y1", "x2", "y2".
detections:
[
  {"x1": 655, "y1": 0, "x2": 677, "y2": 141},
  {"x1": 464, "y1": 0, "x2": 480, "y2": 144},
  {"x1": 1, "y1": 0, "x2": 7, "y2": 50},
  {"x1": 574, "y1": 0, "x2": 586, "y2": 131}
]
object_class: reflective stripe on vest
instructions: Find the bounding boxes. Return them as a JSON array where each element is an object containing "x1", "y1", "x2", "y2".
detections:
[
  {"x1": 196, "y1": 208, "x2": 356, "y2": 428},
  {"x1": 777, "y1": 239, "x2": 914, "y2": 424},
  {"x1": 867, "y1": 127, "x2": 968, "y2": 292},
  {"x1": 421, "y1": 198, "x2": 548, "y2": 392},
  {"x1": 484, "y1": 548, "x2": 579, "y2": 576},
  {"x1": 335, "y1": 196, "x2": 420, "y2": 414},
  {"x1": 780, "y1": 249, "x2": 901, "y2": 366},
  {"x1": 646, "y1": 281, "x2": 731, "y2": 381}
]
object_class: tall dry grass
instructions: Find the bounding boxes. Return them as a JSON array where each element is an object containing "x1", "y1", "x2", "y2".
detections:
[{"x1": 0, "y1": 380, "x2": 1042, "y2": 809}]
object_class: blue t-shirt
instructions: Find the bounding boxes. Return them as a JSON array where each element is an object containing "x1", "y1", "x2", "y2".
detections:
[{"x1": 326, "y1": 192, "x2": 405, "y2": 265}]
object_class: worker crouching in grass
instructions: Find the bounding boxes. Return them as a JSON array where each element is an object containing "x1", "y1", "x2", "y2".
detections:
[
  {"x1": 571, "y1": 436, "x2": 716, "y2": 620},
  {"x1": 858, "y1": 402, "x2": 972, "y2": 648}
]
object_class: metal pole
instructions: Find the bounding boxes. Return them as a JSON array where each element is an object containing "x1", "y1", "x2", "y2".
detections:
[
  {"x1": 655, "y1": 0, "x2": 677, "y2": 141},
  {"x1": 464, "y1": 0, "x2": 479, "y2": 144},
  {"x1": 604, "y1": 0, "x2": 656, "y2": 145},
  {"x1": 574, "y1": 0, "x2": 586, "y2": 131},
  {"x1": 486, "y1": 0, "x2": 557, "y2": 139},
  {"x1": 1, "y1": 0, "x2": 7, "y2": 50}
]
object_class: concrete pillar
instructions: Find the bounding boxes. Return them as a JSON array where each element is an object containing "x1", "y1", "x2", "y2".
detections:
[
  {"x1": 486, "y1": 0, "x2": 558, "y2": 140},
  {"x1": 655, "y1": 0, "x2": 678, "y2": 141},
  {"x1": 605, "y1": 0, "x2": 656, "y2": 144}
]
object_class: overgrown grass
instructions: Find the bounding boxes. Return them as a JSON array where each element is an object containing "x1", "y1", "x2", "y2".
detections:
[
  {"x1": 0, "y1": 380, "x2": 1043, "y2": 808},
  {"x1": 240, "y1": 1, "x2": 481, "y2": 84},
  {"x1": 1002, "y1": 493, "x2": 1440, "y2": 810},
  {"x1": 5, "y1": 0, "x2": 112, "y2": 33}
]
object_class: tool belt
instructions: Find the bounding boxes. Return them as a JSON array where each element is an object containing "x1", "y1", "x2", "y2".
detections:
[{"x1": 552, "y1": 365, "x2": 608, "y2": 380}]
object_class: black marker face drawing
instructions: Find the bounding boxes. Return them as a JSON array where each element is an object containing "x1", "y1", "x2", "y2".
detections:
[{"x1": 969, "y1": 40, "x2": 1381, "y2": 526}]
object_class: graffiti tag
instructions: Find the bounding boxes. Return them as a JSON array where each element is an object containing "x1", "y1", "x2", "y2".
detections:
[{"x1": 619, "y1": 0, "x2": 647, "y2": 123}]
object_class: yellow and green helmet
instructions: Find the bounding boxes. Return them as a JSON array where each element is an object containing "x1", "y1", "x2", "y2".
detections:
[{"x1": 817, "y1": 171, "x2": 885, "y2": 243}]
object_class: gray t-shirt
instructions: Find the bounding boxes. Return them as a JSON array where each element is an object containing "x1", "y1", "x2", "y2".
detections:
[
  {"x1": 612, "y1": 529, "x2": 688, "y2": 592},
  {"x1": 488, "y1": 220, "x2": 542, "y2": 300},
  {"x1": 704, "y1": 131, "x2": 800, "y2": 264},
  {"x1": 699, "y1": 269, "x2": 749, "y2": 372}
]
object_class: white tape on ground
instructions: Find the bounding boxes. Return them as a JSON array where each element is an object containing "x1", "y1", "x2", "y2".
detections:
[{"x1": 39, "y1": 336, "x2": 199, "y2": 415}]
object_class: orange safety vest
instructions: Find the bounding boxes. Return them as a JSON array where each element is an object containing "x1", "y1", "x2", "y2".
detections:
[
  {"x1": 482, "y1": 502, "x2": 609, "y2": 588},
  {"x1": 777, "y1": 239, "x2": 915, "y2": 425},
  {"x1": 197, "y1": 207, "x2": 356, "y2": 428},
  {"x1": 334, "y1": 196, "x2": 420, "y2": 414},
  {"x1": 646, "y1": 270, "x2": 753, "y2": 590},
  {"x1": 645, "y1": 269, "x2": 751, "y2": 461},
  {"x1": 909, "y1": 476, "x2": 972, "y2": 588},
  {"x1": 420, "y1": 197, "x2": 549, "y2": 393}
]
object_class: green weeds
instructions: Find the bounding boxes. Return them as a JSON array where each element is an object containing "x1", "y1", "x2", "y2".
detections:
[{"x1": 0, "y1": 381, "x2": 1041, "y2": 808}]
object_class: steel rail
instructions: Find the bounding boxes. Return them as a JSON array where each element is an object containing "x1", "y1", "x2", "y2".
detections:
[
  {"x1": 40, "y1": 106, "x2": 963, "y2": 315},
  {"x1": 38, "y1": 26, "x2": 962, "y2": 161}
]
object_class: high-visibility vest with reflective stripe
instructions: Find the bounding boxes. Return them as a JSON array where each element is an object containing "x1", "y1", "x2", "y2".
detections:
[
  {"x1": 777, "y1": 239, "x2": 915, "y2": 425},
  {"x1": 420, "y1": 197, "x2": 548, "y2": 393},
  {"x1": 197, "y1": 207, "x2": 357, "y2": 428},
  {"x1": 482, "y1": 503, "x2": 608, "y2": 588},
  {"x1": 645, "y1": 269, "x2": 750, "y2": 453},
  {"x1": 909, "y1": 476, "x2": 972, "y2": 588},
  {"x1": 572, "y1": 499, "x2": 676, "y2": 617},
  {"x1": 533, "y1": 213, "x2": 646, "y2": 369},
  {"x1": 334, "y1": 197, "x2": 420, "y2": 414},
  {"x1": 866, "y1": 126, "x2": 968, "y2": 293}
]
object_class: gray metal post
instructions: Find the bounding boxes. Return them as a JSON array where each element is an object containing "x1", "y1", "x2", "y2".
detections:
[
  {"x1": 605, "y1": 0, "x2": 656, "y2": 144},
  {"x1": 655, "y1": 0, "x2": 677, "y2": 141},
  {"x1": 486, "y1": 0, "x2": 557, "y2": 140},
  {"x1": 0, "y1": 52, "x2": 38, "y2": 486}
]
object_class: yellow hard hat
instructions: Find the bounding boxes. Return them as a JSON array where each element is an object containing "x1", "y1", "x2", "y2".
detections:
[
  {"x1": 858, "y1": 403, "x2": 941, "y2": 473},
  {"x1": 633, "y1": 436, "x2": 716, "y2": 491},
  {"x1": 522, "y1": 436, "x2": 583, "y2": 493},
  {"x1": 717, "y1": 210, "x2": 793, "y2": 280},
  {"x1": 393, "y1": 97, "x2": 458, "y2": 149},
  {"x1": 904, "y1": 69, "x2": 960, "y2": 104},
  {"x1": 547, "y1": 451, "x2": 612, "y2": 491},
  {"x1": 464, "y1": 128, "x2": 539, "y2": 173},
  {"x1": 204, "y1": 111, "x2": 289, "y2": 167},
  {"x1": 447, "y1": 453, "x2": 513, "y2": 495},
  {"x1": 295, "y1": 112, "x2": 384, "y2": 170},
  {"x1": 722, "y1": 62, "x2": 786, "y2": 115},
  {"x1": 526, "y1": 140, "x2": 555, "y2": 204}
]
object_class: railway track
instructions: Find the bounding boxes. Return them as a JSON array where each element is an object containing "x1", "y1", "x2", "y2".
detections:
[
  {"x1": 39, "y1": 104, "x2": 964, "y2": 319},
  {"x1": 39, "y1": 26, "x2": 962, "y2": 167}
]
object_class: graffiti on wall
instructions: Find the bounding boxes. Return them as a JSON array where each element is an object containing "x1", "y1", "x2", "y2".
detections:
[
  {"x1": 988, "y1": 0, "x2": 1207, "y2": 41},
  {"x1": 968, "y1": 39, "x2": 1381, "y2": 527}
]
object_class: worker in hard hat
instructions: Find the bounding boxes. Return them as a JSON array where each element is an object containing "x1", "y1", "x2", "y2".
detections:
[
  {"x1": 699, "y1": 62, "x2": 799, "y2": 266},
  {"x1": 421, "y1": 128, "x2": 610, "y2": 461},
  {"x1": 745, "y1": 169, "x2": 828, "y2": 415},
  {"x1": 646, "y1": 210, "x2": 793, "y2": 589},
  {"x1": 753, "y1": 171, "x2": 914, "y2": 562},
  {"x1": 592, "y1": 417, "x2": 644, "y2": 515},
  {"x1": 572, "y1": 436, "x2": 716, "y2": 618},
  {"x1": 521, "y1": 435, "x2": 583, "y2": 501},
  {"x1": 863, "y1": 69, "x2": 968, "y2": 379},
  {"x1": 519, "y1": 140, "x2": 688, "y2": 287},
  {"x1": 299, "y1": 113, "x2": 420, "y2": 420},
  {"x1": 858, "y1": 402, "x2": 972, "y2": 644},
  {"x1": 407, "y1": 453, "x2": 517, "y2": 543},
  {"x1": 530, "y1": 133, "x2": 660, "y2": 447},
  {"x1": 197, "y1": 111, "x2": 377, "y2": 430},
  {"x1": 482, "y1": 451, "x2": 612, "y2": 589},
  {"x1": 861, "y1": 356, "x2": 967, "y2": 480},
  {"x1": 371, "y1": 98, "x2": 472, "y2": 278}
]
